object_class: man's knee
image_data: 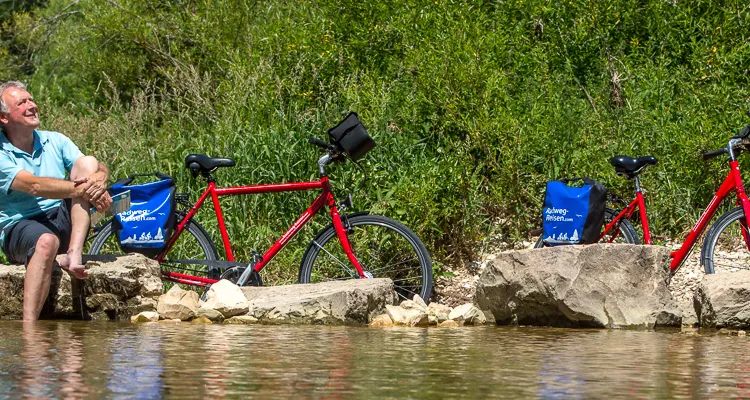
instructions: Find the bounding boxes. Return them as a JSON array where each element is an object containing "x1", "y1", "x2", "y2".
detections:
[
  {"x1": 34, "y1": 233, "x2": 60, "y2": 259},
  {"x1": 71, "y1": 155, "x2": 98, "y2": 178}
]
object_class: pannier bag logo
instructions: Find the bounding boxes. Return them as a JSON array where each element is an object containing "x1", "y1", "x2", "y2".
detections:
[
  {"x1": 544, "y1": 207, "x2": 581, "y2": 243},
  {"x1": 118, "y1": 208, "x2": 167, "y2": 246}
]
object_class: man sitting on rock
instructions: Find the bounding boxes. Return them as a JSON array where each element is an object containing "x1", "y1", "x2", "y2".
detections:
[{"x1": 0, "y1": 81, "x2": 112, "y2": 321}]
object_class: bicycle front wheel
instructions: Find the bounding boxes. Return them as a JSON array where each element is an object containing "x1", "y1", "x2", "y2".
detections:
[
  {"x1": 87, "y1": 218, "x2": 220, "y2": 281},
  {"x1": 298, "y1": 214, "x2": 433, "y2": 302},
  {"x1": 533, "y1": 208, "x2": 640, "y2": 248},
  {"x1": 701, "y1": 206, "x2": 750, "y2": 274}
]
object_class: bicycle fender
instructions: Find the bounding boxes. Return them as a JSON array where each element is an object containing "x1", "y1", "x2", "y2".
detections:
[{"x1": 343, "y1": 211, "x2": 370, "y2": 219}]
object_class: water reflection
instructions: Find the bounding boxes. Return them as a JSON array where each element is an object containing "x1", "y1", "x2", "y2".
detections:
[
  {"x1": 13, "y1": 322, "x2": 91, "y2": 399},
  {"x1": 2, "y1": 322, "x2": 750, "y2": 398},
  {"x1": 107, "y1": 325, "x2": 164, "y2": 397}
]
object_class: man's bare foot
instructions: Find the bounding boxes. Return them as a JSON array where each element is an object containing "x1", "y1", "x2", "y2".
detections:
[{"x1": 55, "y1": 254, "x2": 89, "y2": 279}]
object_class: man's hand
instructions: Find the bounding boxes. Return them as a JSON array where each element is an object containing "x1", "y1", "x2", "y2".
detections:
[
  {"x1": 83, "y1": 170, "x2": 110, "y2": 210},
  {"x1": 90, "y1": 191, "x2": 112, "y2": 212}
]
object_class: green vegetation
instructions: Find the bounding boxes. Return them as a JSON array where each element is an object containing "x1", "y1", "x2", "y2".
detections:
[{"x1": 2, "y1": 0, "x2": 749, "y2": 282}]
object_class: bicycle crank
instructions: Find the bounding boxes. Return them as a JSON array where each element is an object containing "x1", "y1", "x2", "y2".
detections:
[{"x1": 220, "y1": 266, "x2": 263, "y2": 287}]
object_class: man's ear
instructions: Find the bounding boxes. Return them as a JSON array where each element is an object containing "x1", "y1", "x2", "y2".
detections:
[{"x1": 0, "y1": 112, "x2": 8, "y2": 126}]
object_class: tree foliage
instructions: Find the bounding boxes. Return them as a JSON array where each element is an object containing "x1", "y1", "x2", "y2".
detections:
[{"x1": 2, "y1": 0, "x2": 750, "y2": 278}]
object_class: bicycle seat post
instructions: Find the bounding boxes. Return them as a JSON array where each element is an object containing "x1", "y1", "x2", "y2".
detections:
[{"x1": 634, "y1": 175, "x2": 642, "y2": 194}]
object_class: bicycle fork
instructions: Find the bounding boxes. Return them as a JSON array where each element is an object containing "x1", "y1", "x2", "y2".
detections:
[{"x1": 328, "y1": 197, "x2": 368, "y2": 279}]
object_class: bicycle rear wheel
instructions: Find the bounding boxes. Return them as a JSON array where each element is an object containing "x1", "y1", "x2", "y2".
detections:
[
  {"x1": 533, "y1": 208, "x2": 640, "y2": 248},
  {"x1": 701, "y1": 206, "x2": 750, "y2": 274},
  {"x1": 298, "y1": 214, "x2": 433, "y2": 303},
  {"x1": 87, "y1": 218, "x2": 219, "y2": 283}
]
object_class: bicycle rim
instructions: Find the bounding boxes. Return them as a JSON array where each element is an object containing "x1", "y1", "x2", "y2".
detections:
[
  {"x1": 299, "y1": 215, "x2": 433, "y2": 302},
  {"x1": 702, "y1": 207, "x2": 750, "y2": 274}
]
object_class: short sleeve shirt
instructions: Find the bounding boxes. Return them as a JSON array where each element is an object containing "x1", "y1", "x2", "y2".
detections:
[{"x1": 0, "y1": 130, "x2": 84, "y2": 241}]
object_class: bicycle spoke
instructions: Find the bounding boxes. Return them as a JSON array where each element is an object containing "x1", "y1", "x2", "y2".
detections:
[
  {"x1": 366, "y1": 258, "x2": 419, "y2": 275},
  {"x1": 310, "y1": 239, "x2": 359, "y2": 278}
]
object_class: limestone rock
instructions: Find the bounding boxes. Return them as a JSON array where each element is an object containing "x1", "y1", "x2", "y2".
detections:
[
  {"x1": 427, "y1": 303, "x2": 452, "y2": 322},
  {"x1": 157, "y1": 286, "x2": 199, "y2": 320},
  {"x1": 369, "y1": 314, "x2": 393, "y2": 326},
  {"x1": 428, "y1": 315, "x2": 439, "y2": 325},
  {"x1": 200, "y1": 279, "x2": 249, "y2": 318},
  {"x1": 224, "y1": 315, "x2": 259, "y2": 324},
  {"x1": 386, "y1": 304, "x2": 429, "y2": 327},
  {"x1": 439, "y1": 319, "x2": 460, "y2": 327},
  {"x1": 475, "y1": 244, "x2": 681, "y2": 328},
  {"x1": 400, "y1": 299, "x2": 426, "y2": 312},
  {"x1": 131, "y1": 311, "x2": 159, "y2": 322},
  {"x1": 0, "y1": 254, "x2": 162, "y2": 320},
  {"x1": 413, "y1": 294, "x2": 428, "y2": 310},
  {"x1": 242, "y1": 278, "x2": 397, "y2": 325},
  {"x1": 191, "y1": 317, "x2": 213, "y2": 324},
  {"x1": 448, "y1": 303, "x2": 487, "y2": 326},
  {"x1": 196, "y1": 307, "x2": 225, "y2": 322},
  {"x1": 695, "y1": 271, "x2": 750, "y2": 328}
]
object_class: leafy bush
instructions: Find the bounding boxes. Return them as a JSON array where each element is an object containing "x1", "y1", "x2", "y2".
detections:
[{"x1": 2, "y1": 0, "x2": 749, "y2": 280}]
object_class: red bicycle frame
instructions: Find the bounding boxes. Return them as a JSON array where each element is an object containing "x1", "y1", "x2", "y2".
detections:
[
  {"x1": 155, "y1": 175, "x2": 365, "y2": 286},
  {"x1": 601, "y1": 140, "x2": 750, "y2": 274}
]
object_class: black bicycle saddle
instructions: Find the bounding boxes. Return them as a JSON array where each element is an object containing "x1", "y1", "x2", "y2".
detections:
[
  {"x1": 609, "y1": 155, "x2": 658, "y2": 178},
  {"x1": 184, "y1": 154, "x2": 236, "y2": 173}
]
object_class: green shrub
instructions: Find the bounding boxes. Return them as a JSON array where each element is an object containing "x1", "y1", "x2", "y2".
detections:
[{"x1": 1, "y1": 0, "x2": 749, "y2": 280}]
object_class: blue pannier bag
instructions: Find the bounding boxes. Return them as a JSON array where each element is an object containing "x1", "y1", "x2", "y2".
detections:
[
  {"x1": 109, "y1": 173, "x2": 176, "y2": 257},
  {"x1": 542, "y1": 178, "x2": 606, "y2": 246}
]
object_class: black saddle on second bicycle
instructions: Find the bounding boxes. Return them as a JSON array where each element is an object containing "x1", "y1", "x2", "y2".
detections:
[
  {"x1": 610, "y1": 155, "x2": 658, "y2": 178},
  {"x1": 185, "y1": 154, "x2": 236, "y2": 173}
]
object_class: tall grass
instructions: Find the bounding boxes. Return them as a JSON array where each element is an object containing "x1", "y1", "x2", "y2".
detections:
[{"x1": 1, "y1": 0, "x2": 750, "y2": 281}]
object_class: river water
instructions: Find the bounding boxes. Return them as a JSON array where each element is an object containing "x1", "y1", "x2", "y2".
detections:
[{"x1": 0, "y1": 321, "x2": 749, "y2": 399}]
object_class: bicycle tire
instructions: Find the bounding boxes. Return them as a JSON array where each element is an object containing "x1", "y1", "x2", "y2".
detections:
[
  {"x1": 87, "y1": 218, "x2": 220, "y2": 280},
  {"x1": 298, "y1": 214, "x2": 433, "y2": 303},
  {"x1": 701, "y1": 206, "x2": 750, "y2": 274},
  {"x1": 533, "y1": 208, "x2": 640, "y2": 248}
]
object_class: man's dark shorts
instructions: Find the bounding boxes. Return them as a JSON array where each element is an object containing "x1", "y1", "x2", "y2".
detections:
[{"x1": 1, "y1": 199, "x2": 72, "y2": 265}]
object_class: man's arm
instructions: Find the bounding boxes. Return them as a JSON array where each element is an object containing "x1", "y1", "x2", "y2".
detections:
[{"x1": 10, "y1": 170, "x2": 89, "y2": 199}]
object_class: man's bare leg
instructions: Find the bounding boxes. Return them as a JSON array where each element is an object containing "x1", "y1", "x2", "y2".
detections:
[
  {"x1": 23, "y1": 233, "x2": 58, "y2": 321},
  {"x1": 58, "y1": 156, "x2": 99, "y2": 279}
]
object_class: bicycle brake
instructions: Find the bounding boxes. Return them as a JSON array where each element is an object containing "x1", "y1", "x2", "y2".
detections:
[{"x1": 339, "y1": 194, "x2": 353, "y2": 210}]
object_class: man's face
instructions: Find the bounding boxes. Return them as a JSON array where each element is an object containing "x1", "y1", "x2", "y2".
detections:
[{"x1": 0, "y1": 87, "x2": 40, "y2": 131}]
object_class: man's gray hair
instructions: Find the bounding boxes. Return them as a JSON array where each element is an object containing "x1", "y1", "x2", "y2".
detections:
[{"x1": 0, "y1": 81, "x2": 27, "y2": 113}]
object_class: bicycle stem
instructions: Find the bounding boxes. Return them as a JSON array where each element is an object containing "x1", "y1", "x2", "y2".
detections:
[
  {"x1": 728, "y1": 138, "x2": 743, "y2": 161},
  {"x1": 318, "y1": 154, "x2": 333, "y2": 176}
]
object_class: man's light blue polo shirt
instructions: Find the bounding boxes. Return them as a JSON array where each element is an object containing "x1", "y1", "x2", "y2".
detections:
[{"x1": 0, "y1": 130, "x2": 84, "y2": 242}]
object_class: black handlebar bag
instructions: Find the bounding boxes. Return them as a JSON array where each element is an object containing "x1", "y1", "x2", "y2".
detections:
[
  {"x1": 328, "y1": 112, "x2": 376, "y2": 161},
  {"x1": 542, "y1": 178, "x2": 606, "y2": 246}
]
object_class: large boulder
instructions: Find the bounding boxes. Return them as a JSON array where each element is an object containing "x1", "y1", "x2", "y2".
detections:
[
  {"x1": 694, "y1": 271, "x2": 750, "y2": 328},
  {"x1": 475, "y1": 244, "x2": 681, "y2": 328},
  {"x1": 241, "y1": 278, "x2": 398, "y2": 325},
  {"x1": 0, "y1": 254, "x2": 162, "y2": 320}
]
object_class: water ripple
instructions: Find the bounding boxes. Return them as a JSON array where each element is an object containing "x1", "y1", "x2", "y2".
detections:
[{"x1": 1, "y1": 322, "x2": 749, "y2": 398}]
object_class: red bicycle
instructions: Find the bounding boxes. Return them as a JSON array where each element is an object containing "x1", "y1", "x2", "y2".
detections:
[
  {"x1": 87, "y1": 118, "x2": 433, "y2": 302},
  {"x1": 535, "y1": 125, "x2": 750, "y2": 275}
]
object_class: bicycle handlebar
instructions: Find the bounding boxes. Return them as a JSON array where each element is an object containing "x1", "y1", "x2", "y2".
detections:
[
  {"x1": 703, "y1": 148, "x2": 727, "y2": 160},
  {"x1": 308, "y1": 136, "x2": 331, "y2": 150}
]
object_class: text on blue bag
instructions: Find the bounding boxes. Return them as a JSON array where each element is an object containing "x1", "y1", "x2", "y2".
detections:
[{"x1": 542, "y1": 179, "x2": 606, "y2": 245}]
